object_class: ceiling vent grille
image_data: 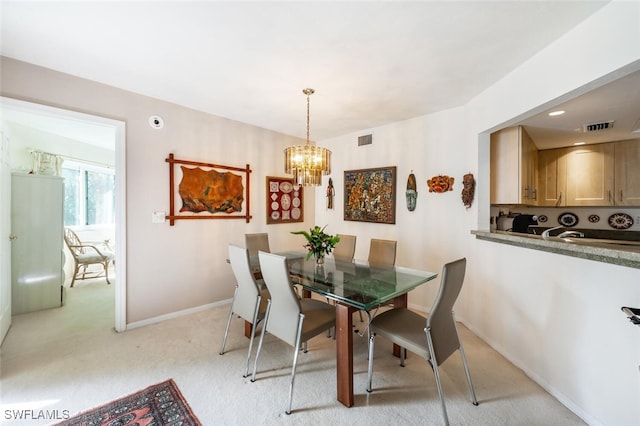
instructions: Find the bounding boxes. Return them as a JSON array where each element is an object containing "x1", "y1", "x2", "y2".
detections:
[
  {"x1": 358, "y1": 134, "x2": 372, "y2": 146},
  {"x1": 583, "y1": 120, "x2": 615, "y2": 132}
]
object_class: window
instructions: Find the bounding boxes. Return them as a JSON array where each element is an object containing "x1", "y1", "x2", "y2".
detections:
[{"x1": 62, "y1": 161, "x2": 115, "y2": 227}]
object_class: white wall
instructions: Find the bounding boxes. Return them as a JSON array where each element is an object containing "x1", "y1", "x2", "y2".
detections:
[
  {"x1": 0, "y1": 57, "x2": 317, "y2": 324},
  {"x1": 316, "y1": 2, "x2": 640, "y2": 425},
  {"x1": 4, "y1": 122, "x2": 116, "y2": 171}
]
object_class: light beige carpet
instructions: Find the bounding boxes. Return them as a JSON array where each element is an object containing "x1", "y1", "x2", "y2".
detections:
[{"x1": 1, "y1": 279, "x2": 586, "y2": 425}]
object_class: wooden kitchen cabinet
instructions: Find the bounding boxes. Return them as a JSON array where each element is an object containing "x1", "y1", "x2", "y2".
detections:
[
  {"x1": 565, "y1": 143, "x2": 614, "y2": 206},
  {"x1": 537, "y1": 148, "x2": 567, "y2": 206},
  {"x1": 614, "y1": 139, "x2": 640, "y2": 206},
  {"x1": 490, "y1": 126, "x2": 538, "y2": 205}
]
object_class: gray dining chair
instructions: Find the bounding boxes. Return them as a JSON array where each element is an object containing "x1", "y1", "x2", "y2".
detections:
[
  {"x1": 367, "y1": 238, "x2": 397, "y2": 266},
  {"x1": 245, "y1": 232, "x2": 270, "y2": 258},
  {"x1": 251, "y1": 251, "x2": 336, "y2": 415},
  {"x1": 333, "y1": 234, "x2": 356, "y2": 261},
  {"x1": 245, "y1": 232, "x2": 271, "y2": 279},
  {"x1": 354, "y1": 238, "x2": 398, "y2": 322},
  {"x1": 220, "y1": 244, "x2": 270, "y2": 378},
  {"x1": 366, "y1": 258, "x2": 478, "y2": 426}
]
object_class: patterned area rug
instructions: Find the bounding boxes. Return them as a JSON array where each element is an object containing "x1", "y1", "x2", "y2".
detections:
[{"x1": 54, "y1": 379, "x2": 201, "y2": 426}]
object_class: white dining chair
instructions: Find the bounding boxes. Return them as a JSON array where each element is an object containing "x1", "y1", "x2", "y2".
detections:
[
  {"x1": 220, "y1": 244, "x2": 270, "y2": 378},
  {"x1": 251, "y1": 251, "x2": 336, "y2": 415}
]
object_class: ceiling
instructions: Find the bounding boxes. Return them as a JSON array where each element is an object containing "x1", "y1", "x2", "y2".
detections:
[
  {"x1": 519, "y1": 67, "x2": 640, "y2": 150},
  {"x1": 3, "y1": 1, "x2": 636, "y2": 149}
]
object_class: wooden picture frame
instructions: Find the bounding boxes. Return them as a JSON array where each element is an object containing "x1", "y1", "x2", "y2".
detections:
[
  {"x1": 344, "y1": 166, "x2": 396, "y2": 224},
  {"x1": 165, "y1": 153, "x2": 252, "y2": 226},
  {"x1": 266, "y1": 176, "x2": 304, "y2": 224}
]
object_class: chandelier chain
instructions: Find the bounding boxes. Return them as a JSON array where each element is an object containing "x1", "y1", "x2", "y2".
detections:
[{"x1": 305, "y1": 88, "x2": 313, "y2": 144}]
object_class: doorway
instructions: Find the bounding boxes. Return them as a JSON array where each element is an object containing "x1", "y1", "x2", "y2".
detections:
[{"x1": 0, "y1": 97, "x2": 126, "y2": 335}]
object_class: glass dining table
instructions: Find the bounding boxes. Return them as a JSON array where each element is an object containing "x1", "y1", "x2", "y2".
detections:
[{"x1": 251, "y1": 251, "x2": 438, "y2": 407}]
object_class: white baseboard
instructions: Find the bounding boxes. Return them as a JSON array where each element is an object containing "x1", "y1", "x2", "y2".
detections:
[
  {"x1": 125, "y1": 298, "x2": 232, "y2": 331},
  {"x1": 458, "y1": 318, "x2": 602, "y2": 426}
]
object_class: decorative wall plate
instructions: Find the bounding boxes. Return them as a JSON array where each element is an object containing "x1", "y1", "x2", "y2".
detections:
[
  {"x1": 280, "y1": 181, "x2": 293, "y2": 193},
  {"x1": 588, "y1": 214, "x2": 600, "y2": 223},
  {"x1": 280, "y1": 194, "x2": 291, "y2": 210},
  {"x1": 558, "y1": 212, "x2": 579, "y2": 227},
  {"x1": 608, "y1": 213, "x2": 634, "y2": 230},
  {"x1": 537, "y1": 214, "x2": 548, "y2": 223}
]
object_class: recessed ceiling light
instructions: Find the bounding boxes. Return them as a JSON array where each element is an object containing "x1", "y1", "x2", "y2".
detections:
[
  {"x1": 548, "y1": 110, "x2": 565, "y2": 116},
  {"x1": 574, "y1": 141, "x2": 586, "y2": 146}
]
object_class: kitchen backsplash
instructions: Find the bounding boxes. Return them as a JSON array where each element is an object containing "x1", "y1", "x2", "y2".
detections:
[{"x1": 490, "y1": 205, "x2": 640, "y2": 232}]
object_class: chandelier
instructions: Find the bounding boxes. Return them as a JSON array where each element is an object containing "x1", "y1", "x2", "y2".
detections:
[{"x1": 284, "y1": 88, "x2": 332, "y2": 186}]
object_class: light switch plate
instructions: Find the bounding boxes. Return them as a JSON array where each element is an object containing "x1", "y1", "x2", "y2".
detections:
[{"x1": 152, "y1": 211, "x2": 166, "y2": 223}]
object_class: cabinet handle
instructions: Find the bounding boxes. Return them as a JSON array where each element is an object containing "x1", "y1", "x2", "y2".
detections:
[
  {"x1": 556, "y1": 192, "x2": 562, "y2": 207},
  {"x1": 532, "y1": 188, "x2": 537, "y2": 201},
  {"x1": 620, "y1": 190, "x2": 623, "y2": 202},
  {"x1": 9, "y1": 235, "x2": 17, "y2": 241},
  {"x1": 608, "y1": 190, "x2": 612, "y2": 204}
]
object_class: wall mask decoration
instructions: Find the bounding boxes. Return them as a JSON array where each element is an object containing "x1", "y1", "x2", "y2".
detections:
[
  {"x1": 406, "y1": 171, "x2": 417, "y2": 211},
  {"x1": 461, "y1": 173, "x2": 476, "y2": 208},
  {"x1": 327, "y1": 177, "x2": 335, "y2": 209},
  {"x1": 427, "y1": 175, "x2": 454, "y2": 193}
]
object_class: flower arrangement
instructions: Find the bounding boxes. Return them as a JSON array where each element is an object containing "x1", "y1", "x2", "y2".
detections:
[{"x1": 291, "y1": 225, "x2": 340, "y2": 262}]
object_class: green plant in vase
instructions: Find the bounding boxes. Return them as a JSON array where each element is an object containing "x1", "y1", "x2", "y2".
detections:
[{"x1": 291, "y1": 225, "x2": 340, "y2": 265}]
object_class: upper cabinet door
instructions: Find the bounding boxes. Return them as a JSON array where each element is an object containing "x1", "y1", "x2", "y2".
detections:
[
  {"x1": 537, "y1": 148, "x2": 567, "y2": 207},
  {"x1": 490, "y1": 126, "x2": 538, "y2": 205},
  {"x1": 614, "y1": 139, "x2": 640, "y2": 206},
  {"x1": 565, "y1": 144, "x2": 615, "y2": 206}
]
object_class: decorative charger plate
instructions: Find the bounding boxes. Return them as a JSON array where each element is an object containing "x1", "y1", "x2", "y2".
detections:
[
  {"x1": 558, "y1": 212, "x2": 579, "y2": 227},
  {"x1": 608, "y1": 213, "x2": 634, "y2": 230},
  {"x1": 280, "y1": 181, "x2": 293, "y2": 193}
]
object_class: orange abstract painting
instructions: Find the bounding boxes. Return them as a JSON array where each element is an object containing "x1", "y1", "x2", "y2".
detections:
[{"x1": 179, "y1": 166, "x2": 244, "y2": 213}]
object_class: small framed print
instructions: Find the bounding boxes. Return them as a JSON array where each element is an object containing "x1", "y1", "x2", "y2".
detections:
[{"x1": 266, "y1": 176, "x2": 303, "y2": 224}]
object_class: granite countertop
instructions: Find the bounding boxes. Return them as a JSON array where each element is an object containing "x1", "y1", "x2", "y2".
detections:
[{"x1": 472, "y1": 230, "x2": 640, "y2": 270}]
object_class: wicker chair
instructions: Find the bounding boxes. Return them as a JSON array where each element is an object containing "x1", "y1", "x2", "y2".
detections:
[{"x1": 63, "y1": 228, "x2": 115, "y2": 287}]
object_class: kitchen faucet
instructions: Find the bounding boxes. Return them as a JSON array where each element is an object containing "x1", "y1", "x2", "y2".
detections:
[
  {"x1": 542, "y1": 225, "x2": 563, "y2": 240},
  {"x1": 557, "y1": 230, "x2": 585, "y2": 238},
  {"x1": 542, "y1": 226, "x2": 585, "y2": 240}
]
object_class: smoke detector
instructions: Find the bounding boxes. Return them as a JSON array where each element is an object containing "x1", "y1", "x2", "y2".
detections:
[{"x1": 583, "y1": 120, "x2": 614, "y2": 132}]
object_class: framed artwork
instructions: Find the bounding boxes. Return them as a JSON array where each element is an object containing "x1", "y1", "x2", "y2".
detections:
[
  {"x1": 344, "y1": 166, "x2": 396, "y2": 224},
  {"x1": 266, "y1": 176, "x2": 304, "y2": 224},
  {"x1": 165, "y1": 153, "x2": 252, "y2": 226}
]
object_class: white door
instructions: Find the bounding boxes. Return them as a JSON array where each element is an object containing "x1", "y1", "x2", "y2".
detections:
[{"x1": 0, "y1": 131, "x2": 12, "y2": 344}]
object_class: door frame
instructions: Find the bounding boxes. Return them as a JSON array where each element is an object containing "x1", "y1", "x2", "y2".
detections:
[{"x1": 0, "y1": 97, "x2": 127, "y2": 332}]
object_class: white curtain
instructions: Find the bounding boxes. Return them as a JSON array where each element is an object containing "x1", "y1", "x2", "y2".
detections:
[{"x1": 31, "y1": 150, "x2": 63, "y2": 176}]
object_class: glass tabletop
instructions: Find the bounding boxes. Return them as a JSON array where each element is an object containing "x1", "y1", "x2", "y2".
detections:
[{"x1": 277, "y1": 251, "x2": 438, "y2": 311}]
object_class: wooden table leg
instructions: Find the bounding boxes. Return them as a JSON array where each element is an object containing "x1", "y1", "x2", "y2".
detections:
[
  {"x1": 336, "y1": 303, "x2": 355, "y2": 407},
  {"x1": 391, "y1": 294, "x2": 408, "y2": 358}
]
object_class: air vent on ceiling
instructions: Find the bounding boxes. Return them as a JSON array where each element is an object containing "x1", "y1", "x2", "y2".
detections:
[
  {"x1": 358, "y1": 134, "x2": 372, "y2": 146},
  {"x1": 583, "y1": 120, "x2": 614, "y2": 132}
]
